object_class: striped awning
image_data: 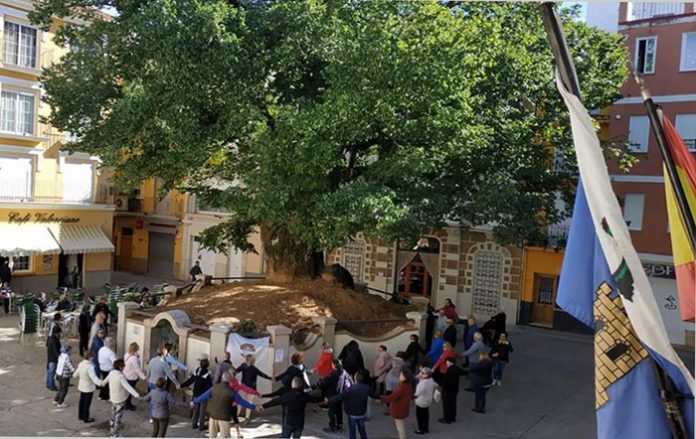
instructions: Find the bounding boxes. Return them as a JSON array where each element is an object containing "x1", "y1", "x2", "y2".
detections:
[
  {"x1": 0, "y1": 224, "x2": 62, "y2": 257},
  {"x1": 49, "y1": 225, "x2": 115, "y2": 254}
]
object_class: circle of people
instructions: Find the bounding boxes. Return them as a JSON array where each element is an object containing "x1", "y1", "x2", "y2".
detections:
[{"x1": 45, "y1": 297, "x2": 512, "y2": 439}]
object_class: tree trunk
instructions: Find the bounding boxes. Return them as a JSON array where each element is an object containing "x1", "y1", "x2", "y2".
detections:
[{"x1": 260, "y1": 222, "x2": 324, "y2": 282}]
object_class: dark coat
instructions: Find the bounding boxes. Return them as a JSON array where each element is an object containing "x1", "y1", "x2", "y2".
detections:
[
  {"x1": 0, "y1": 264, "x2": 11, "y2": 284},
  {"x1": 207, "y1": 383, "x2": 244, "y2": 421},
  {"x1": 190, "y1": 265, "x2": 203, "y2": 280},
  {"x1": 317, "y1": 369, "x2": 341, "y2": 398},
  {"x1": 440, "y1": 364, "x2": 464, "y2": 395},
  {"x1": 47, "y1": 335, "x2": 60, "y2": 363},
  {"x1": 404, "y1": 341, "x2": 425, "y2": 369},
  {"x1": 276, "y1": 365, "x2": 308, "y2": 389},
  {"x1": 443, "y1": 325, "x2": 457, "y2": 348},
  {"x1": 78, "y1": 312, "x2": 91, "y2": 337},
  {"x1": 182, "y1": 366, "x2": 213, "y2": 397},
  {"x1": 262, "y1": 388, "x2": 323, "y2": 427},
  {"x1": 327, "y1": 382, "x2": 379, "y2": 417},
  {"x1": 469, "y1": 360, "x2": 494, "y2": 389},
  {"x1": 237, "y1": 363, "x2": 271, "y2": 390},
  {"x1": 490, "y1": 341, "x2": 514, "y2": 363},
  {"x1": 338, "y1": 341, "x2": 365, "y2": 375}
]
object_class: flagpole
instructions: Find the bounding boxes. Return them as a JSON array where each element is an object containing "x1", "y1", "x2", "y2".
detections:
[
  {"x1": 538, "y1": 4, "x2": 689, "y2": 439},
  {"x1": 633, "y1": 74, "x2": 696, "y2": 254}
]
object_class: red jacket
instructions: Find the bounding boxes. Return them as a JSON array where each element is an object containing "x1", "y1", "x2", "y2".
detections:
[
  {"x1": 314, "y1": 351, "x2": 334, "y2": 378},
  {"x1": 433, "y1": 350, "x2": 461, "y2": 374},
  {"x1": 442, "y1": 305, "x2": 458, "y2": 322},
  {"x1": 381, "y1": 382, "x2": 413, "y2": 419}
]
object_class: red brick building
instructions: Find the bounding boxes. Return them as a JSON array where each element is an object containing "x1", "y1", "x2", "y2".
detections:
[{"x1": 606, "y1": 2, "x2": 695, "y2": 345}]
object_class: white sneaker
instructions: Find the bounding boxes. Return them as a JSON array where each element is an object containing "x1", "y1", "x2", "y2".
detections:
[
  {"x1": 150, "y1": 419, "x2": 154, "y2": 424},
  {"x1": 52, "y1": 400, "x2": 58, "y2": 405},
  {"x1": 57, "y1": 403, "x2": 69, "y2": 408}
]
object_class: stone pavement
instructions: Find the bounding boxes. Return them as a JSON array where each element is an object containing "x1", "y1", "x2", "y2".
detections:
[{"x1": 1, "y1": 314, "x2": 691, "y2": 439}]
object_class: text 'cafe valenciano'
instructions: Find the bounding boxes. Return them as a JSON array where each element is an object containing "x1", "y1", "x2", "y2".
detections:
[{"x1": 0, "y1": 207, "x2": 114, "y2": 293}]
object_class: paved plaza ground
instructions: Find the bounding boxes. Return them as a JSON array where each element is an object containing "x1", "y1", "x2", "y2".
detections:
[
  {"x1": 0, "y1": 272, "x2": 693, "y2": 439},
  {"x1": 1, "y1": 317, "x2": 603, "y2": 439}
]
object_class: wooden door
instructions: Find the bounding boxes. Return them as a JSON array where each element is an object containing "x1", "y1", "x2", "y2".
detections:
[
  {"x1": 530, "y1": 274, "x2": 558, "y2": 327},
  {"x1": 398, "y1": 255, "x2": 432, "y2": 297},
  {"x1": 119, "y1": 232, "x2": 133, "y2": 271}
]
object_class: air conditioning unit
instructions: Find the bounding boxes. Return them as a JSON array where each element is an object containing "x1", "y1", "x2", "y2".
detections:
[{"x1": 114, "y1": 195, "x2": 129, "y2": 211}]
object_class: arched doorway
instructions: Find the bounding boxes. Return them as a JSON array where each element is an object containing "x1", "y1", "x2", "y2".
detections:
[
  {"x1": 149, "y1": 319, "x2": 179, "y2": 360},
  {"x1": 398, "y1": 254, "x2": 432, "y2": 297}
]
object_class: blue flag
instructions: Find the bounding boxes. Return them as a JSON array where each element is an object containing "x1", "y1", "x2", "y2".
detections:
[{"x1": 555, "y1": 74, "x2": 695, "y2": 439}]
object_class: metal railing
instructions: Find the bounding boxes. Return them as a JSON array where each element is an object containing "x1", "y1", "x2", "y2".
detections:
[
  {"x1": 0, "y1": 180, "x2": 111, "y2": 204},
  {"x1": 627, "y1": 2, "x2": 684, "y2": 21},
  {"x1": 548, "y1": 223, "x2": 570, "y2": 249}
]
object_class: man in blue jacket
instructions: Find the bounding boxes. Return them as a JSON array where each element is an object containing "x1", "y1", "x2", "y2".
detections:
[{"x1": 326, "y1": 370, "x2": 380, "y2": 439}]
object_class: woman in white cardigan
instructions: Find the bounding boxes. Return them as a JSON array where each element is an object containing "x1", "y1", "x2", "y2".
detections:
[
  {"x1": 73, "y1": 350, "x2": 102, "y2": 423},
  {"x1": 101, "y1": 358, "x2": 141, "y2": 437}
]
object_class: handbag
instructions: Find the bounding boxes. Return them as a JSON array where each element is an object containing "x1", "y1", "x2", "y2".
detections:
[{"x1": 433, "y1": 388, "x2": 442, "y2": 403}]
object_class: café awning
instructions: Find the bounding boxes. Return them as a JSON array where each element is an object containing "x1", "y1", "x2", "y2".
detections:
[
  {"x1": 49, "y1": 225, "x2": 115, "y2": 254},
  {"x1": 0, "y1": 224, "x2": 62, "y2": 257}
]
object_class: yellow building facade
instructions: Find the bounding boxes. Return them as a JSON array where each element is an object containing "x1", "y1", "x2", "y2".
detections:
[
  {"x1": 0, "y1": 0, "x2": 114, "y2": 293},
  {"x1": 112, "y1": 179, "x2": 265, "y2": 281}
]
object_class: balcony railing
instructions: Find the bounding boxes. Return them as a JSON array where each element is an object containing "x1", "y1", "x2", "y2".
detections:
[
  {"x1": 548, "y1": 223, "x2": 570, "y2": 249},
  {"x1": 0, "y1": 180, "x2": 110, "y2": 205},
  {"x1": 626, "y1": 2, "x2": 685, "y2": 21}
]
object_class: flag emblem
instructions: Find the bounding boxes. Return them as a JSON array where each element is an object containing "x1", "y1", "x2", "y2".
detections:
[{"x1": 594, "y1": 281, "x2": 648, "y2": 408}]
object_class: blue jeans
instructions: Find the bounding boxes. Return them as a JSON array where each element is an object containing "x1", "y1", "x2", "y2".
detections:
[
  {"x1": 348, "y1": 415, "x2": 368, "y2": 439},
  {"x1": 46, "y1": 362, "x2": 57, "y2": 389},
  {"x1": 493, "y1": 361, "x2": 506, "y2": 380},
  {"x1": 281, "y1": 423, "x2": 303, "y2": 438}
]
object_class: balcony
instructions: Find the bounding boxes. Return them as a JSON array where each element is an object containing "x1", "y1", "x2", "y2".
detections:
[
  {"x1": 0, "y1": 180, "x2": 110, "y2": 205},
  {"x1": 552, "y1": 151, "x2": 576, "y2": 174},
  {"x1": 626, "y1": 2, "x2": 685, "y2": 22},
  {"x1": 548, "y1": 223, "x2": 570, "y2": 249}
]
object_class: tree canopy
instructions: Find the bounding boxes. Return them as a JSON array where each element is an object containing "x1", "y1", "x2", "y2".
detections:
[{"x1": 32, "y1": 0, "x2": 628, "y2": 278}]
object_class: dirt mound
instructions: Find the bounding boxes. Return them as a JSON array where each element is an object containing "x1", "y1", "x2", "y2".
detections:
[{"x1": 155, "y1": 279, "x2": 418, "y2": 337}]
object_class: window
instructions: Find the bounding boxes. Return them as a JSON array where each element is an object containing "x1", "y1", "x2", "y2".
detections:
[
  {"x1": 628, "y1": 115, "x2": 650, "y2": 153},
  {"x1": 62, "y1": 162, "x2": 93, "y2": 202},
  {"x1": 675, "y1": 114, "x2": 696, "y2": 152},
  {"x1": 3, "y1": 22, "x2": 37, "y2": 69},
  {"x1": 680, "y1": 33, "x2": 696, "y2": 72},
  {"x1": 0, "y1": 156, "x2": 32, "y2": 201},
  {"x1": 1, "y1": 91, "x2": 35, "y2": 135},
  {"x1": 11, "y1": 255, "x2": 30, "y2": 271},
  {"x1": 623, "y1": 193, "x2": 645, "y2": 231},
  {"x1": 471, "y1": 250, "x2": 503, "y2": 315},
  {"x1": 534, "y1": 275, "x2": 556, "y2": 305},
  {"x1": 635, "y1": 36, "x2": 657, "y2": 74},
  {"x1": 342, "y1": 240, "x2": 365, "y2": 282}
]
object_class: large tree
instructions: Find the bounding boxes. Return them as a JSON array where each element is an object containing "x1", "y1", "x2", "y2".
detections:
[{"x1": 32, "y1": 1, "x2": 628, "y2": 280}]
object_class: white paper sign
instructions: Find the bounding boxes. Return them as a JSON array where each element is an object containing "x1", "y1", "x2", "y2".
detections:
[{"x1": 274, "y1": 348, "x2": 284, "y2": 363}]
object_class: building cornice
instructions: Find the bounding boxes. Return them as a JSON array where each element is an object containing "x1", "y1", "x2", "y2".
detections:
[
  {"x1": 610, "y1": 174, "x2": 664, "y2": 184},
  {"x1": 0, "y1": 201, "x2": 114, "y2": 211},
  {"x1": 614, "y1": 93, "x2": 696, "y2": 105},
  {"x1": 619, "y1": 13, "x2": 696, "y2": 31}
]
